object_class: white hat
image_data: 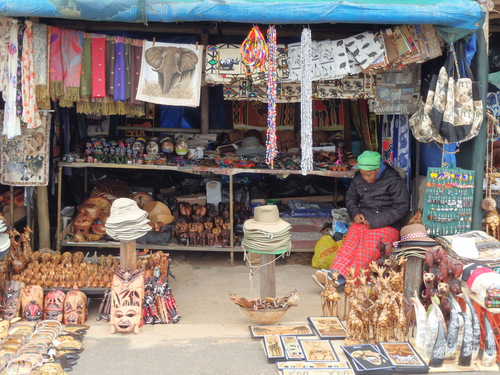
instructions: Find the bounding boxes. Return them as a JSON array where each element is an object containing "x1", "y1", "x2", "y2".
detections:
[{"x1": 243, "y1": 205, "x2": 291, "y2": 233}]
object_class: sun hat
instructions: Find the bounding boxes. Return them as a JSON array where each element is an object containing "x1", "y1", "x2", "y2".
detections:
[
  {"x1": 393, "y1": 224, "x2": 437, "y2": 248},
  {"x1": 235, "y1": 137, "x2": 266, "y2": 156},
  {"x1": 357, "y1": 150, "x2": 382, "y2": 171},
  {"x1": 243, "y1": 205, "x2": 291, "y2": 233},
  {"x1": 105, "y1": 198, "x2": 148, "y2": 225}
]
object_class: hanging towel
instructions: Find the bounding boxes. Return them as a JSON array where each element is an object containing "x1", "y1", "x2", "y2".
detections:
[
  {"x1": 21, "y1": 20, "x2": 41, "y2": 128},
  {"x1": 3, "y1": 20, "x2": 21, "y2": 139},
  {"x1": 60, "y1": 28, "x2": 83, "y2": 107},
  {"x1": 113, "y1": 36, "x2": 126, "y2": 102},
  {"x1": 49, "y1": 26, "x2": 63, "y2": 100},
  {"x1": 130, "y1": 39, "x2": 143, "y2": 104},
  {"x1": 0, "y1": 17, "x2": 13, "y2": 97},
  {"x1": 91, "y1": 36, "x2": 106, "y2": 98},
  {"x1": 33, "y1": 23, "x2": 50, "y2": 109}
]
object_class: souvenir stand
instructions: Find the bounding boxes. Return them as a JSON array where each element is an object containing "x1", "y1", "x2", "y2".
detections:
[{"x1": 0, "y1": 0, "x2": 493, "y2": 374}]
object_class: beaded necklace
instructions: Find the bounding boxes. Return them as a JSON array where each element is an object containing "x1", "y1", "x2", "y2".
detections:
[
  {"x1": 266, "y1": 25, "x2": 277, "y2": 167},
  {"x1": 240, "y1": 26, "x2": 268, "y2": 75}
]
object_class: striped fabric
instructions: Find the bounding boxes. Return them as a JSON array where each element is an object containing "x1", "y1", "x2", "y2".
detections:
[{"x1": 331, "y1": 223, "x2": 399, "y2": 276}]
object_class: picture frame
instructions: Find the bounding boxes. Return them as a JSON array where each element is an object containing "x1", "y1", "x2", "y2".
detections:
[
  {"x1": 307, "y1": 316, "x2": 347, "y2": 339},
  {"x1": 277, "y1": 361, "x2": 351, "y2": 369},
  {"x1": 300, "y1": 339, "x2": 339, "y2": 362},
  {"x1": 280, "y1": 368, "x2": 355, "y2": 375},
  {"x1": 280, "y1": 336, "x2": 305, "y2": 360},
  {"x1": 249, "y1": 324, "x2": 314, "y2": 338},
  {"x1": 377, "y1": 342, "x2": 428, "y2": 368},
  {"x1": 263, "y1": 335, "x2": 286, "y2": 362},
  {"x1": 341, "y1": 344, "x2": 393, "y2": 371}
]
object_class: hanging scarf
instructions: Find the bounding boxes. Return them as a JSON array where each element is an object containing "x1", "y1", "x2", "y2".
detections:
[
  {"x1": 300, "y1": 28, "x2": 313, "y2": 175},
  {"x1": 105, "y1": 35, "x2": 115, "y2": 97},
  {"x1": 59, "y1": 28, "x2": 83, "y2": 107},
  {"x1": 113, "y1": 36, "x2": 126, "y2": 102},
  {"x1": 3, "y1": 20, "x2": 21, "y2": 139},
  {"x1": 91, "y1": 36, "x2": 106, "y2": 98},
  {"x1": 33, "y1": 23, "x2": 50, "y2": 109},
  {"x1": 130, "y1": 39, "x2": 143, "y2": 104},
  {"x1": 21, "y1": 20, "x2": 41, "y2": 129},
  {"x1": 124, "y1": 38, "x2": 131, "y2": 100},
  {"x1": 266, "y1": 26, "x2": 278, "y2": 167},
  {"x1": 16, "y1": 22, "x2": 26, "y2": 118},
  {"x1": 0, "y1": 17, "x2": 13, "y2": 97},
  {"x1": 80, "y1": 33, "x2": 92, "y2": 98},
  {"x1": 49, "y1": 26, "x2": 63, "y2": 100}
]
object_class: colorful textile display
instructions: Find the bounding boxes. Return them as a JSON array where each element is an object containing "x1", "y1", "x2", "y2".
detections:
[
  {"x1": 80, "y1": 32, "x2": 92, "y2": 98},
  {"x1": 21, "y1": 20, "x2": 41, "y2": 129},
  {"x1": 105, "y1": 36, "x2": 115, "y2": 98},
  {"x1": 3, "y1": 20, "x2": 21, "y2": 139},
  {"x1": 60, "y1": 28, "x2": 83, "y2": 107},
  {"x1": 91, "y1": 36, "x2": 106, "y2": 98},
  {"x1": 300, "y1": 27, "x2": 313, "y2": 175},
  {"x1": 113, "y1": 36, "x2": 126, "y2": 102},
  {"x1": 130, "y1": 39, "x2": 143, "y2": 104},
  {"x1": 49, "y1": 26, "x2": 63, "y2": 100},
  {"x1": 33, "y1": 23, "x2": 49, "y2": 109},
  {"x1": 265, "y1": 25, "x2": 277, "y2": 167}
]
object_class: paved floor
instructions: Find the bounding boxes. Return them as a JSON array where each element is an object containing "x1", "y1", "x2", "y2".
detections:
[{"x1": 69, "y1": 251, "x2": 494, "y2": 375}]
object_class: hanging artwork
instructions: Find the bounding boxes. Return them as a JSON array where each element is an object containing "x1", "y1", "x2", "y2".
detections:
[
  {"x1": 232, "y1": 101, "x2": 296, "y2": 128},
  {"x1": 136, "y1": 41, "x2": 202, "y2": 107},
  {"x1": 0, "y1": 112, "x2": 51, "y2": 186}
]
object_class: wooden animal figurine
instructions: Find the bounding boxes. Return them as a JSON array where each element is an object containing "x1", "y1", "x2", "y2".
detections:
[{"x1": 320, "y1": 271, "x2": 340, "y2": 317}]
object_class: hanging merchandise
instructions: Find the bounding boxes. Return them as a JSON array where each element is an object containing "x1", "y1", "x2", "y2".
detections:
[
  {"x1": 33, "y1": 23, "x2": 49, "y2": 110},
  {"x1": 21, "y1": 20, "x2": 41, "y2": 129},
  {"x1": 91, "y1": 35, "x2": 106, "y2": 98},
  {"x1": 49, "y1": 26, "x2": 63, "y2": 101},
  {"x1": 266, "y1": 25, "x2": 277, "y2": 167},
  {"x1": 422, "y1": 167, "x2": 474, "y2": 236},
  {"x1": 59, "y1": 28, "x2": 83, "y2": 108},
  {"x1": 300, "y1": 27, "x2": 313, "y2": 175},
  {"x1": 2, "y1": 20, "x2": 21, "y2": 139},
  {"x1": 240, "y1": 26, "x2": 268, "y2": 79}
]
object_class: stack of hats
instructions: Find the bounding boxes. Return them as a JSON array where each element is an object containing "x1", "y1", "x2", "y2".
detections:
[
  {"x1": 392, "y1": 223, "x2": 438, "y2": 259},
  {"x1": 242, "y1": 205, "x2": 292, "y2": 254},
  {"x1": 0, "y1": 215, "x2": 9, "y2": 260},
  {"x1": 105, "y1": 198, "x2": 151, "y2": 242}
]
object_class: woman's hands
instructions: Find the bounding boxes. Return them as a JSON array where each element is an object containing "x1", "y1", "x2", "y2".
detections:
[{"x1": 353, "y1": 214, "x2": 370, "y2": 229}]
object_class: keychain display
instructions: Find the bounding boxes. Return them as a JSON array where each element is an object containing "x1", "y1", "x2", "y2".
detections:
[{"x1": 423, "y1": 167, "x2": 475, "y2": 236}]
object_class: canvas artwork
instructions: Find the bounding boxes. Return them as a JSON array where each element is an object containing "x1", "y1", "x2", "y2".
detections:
[
  {"x1": 378, "y1": 342, "x2": 427, "y2": 368},
  {"x1": 307, "y1": 317, "x2": 347, "y2": 339},
  {"x1": 249, "y1": 324, "x2": 314, "y2": 338},
  {"x1": 281, "y1": 335, "x2": 305, "y2": 360},
  {"x1": 264, "y1": 334, "x2": 286, "y2": 362},
  {"x1": 137, "y1": 41, "x2": 203, "y2": 107},
  {"x1": 285, "y1": 42, "x2": 302, "y2": 82},
  {"x1": 300, "y1": 339, "x2": 338, "y2": 362},
  {"x1": 0, "y1": 113, "x2": 51, "y2": 186}
]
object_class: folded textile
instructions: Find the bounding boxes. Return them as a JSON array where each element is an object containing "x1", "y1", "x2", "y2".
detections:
[
  {"x1": 3, "y1": 20, "x2": 21, "y2": 139},
  {"x1": 105, "y1": 36, "x2": 114, "y2": 97},
  {"x1": 0, "y1": 17, "x2": 12, "y2": 96},
  {"x1": 130, "y1": 39, "x2": 143, "y2": 104},
  {"x1": 80, "y1": 33, "x2": 91, "y2": 98}
]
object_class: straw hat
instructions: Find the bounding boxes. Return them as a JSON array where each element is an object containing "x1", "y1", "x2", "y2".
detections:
[
  {"x1": 105, "y1": 198, "x2": 151, "y2": 241},
  {"x1": 394, "y1": 224, "x2": 436, "y2": 248},
  {"x1": 244, "y1": 205, "x2": 291, "y2": 233},
  {"x1": 235, "y1": 137, "x2": 266, "y2": 156}
]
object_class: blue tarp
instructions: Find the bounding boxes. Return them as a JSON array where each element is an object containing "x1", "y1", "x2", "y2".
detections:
[{"x1": 0, "y1": 0, "x2": 485, "y2": 29}]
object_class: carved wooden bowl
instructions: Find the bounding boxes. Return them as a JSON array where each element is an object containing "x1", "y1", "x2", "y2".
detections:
[{"x1": 239, "y1": 306, "x2": 290, "y2": 325}]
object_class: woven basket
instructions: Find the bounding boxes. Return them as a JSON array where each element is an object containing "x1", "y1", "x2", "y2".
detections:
[{"x1": 239, "y1": 306, "x2": 290, "y2": 325}]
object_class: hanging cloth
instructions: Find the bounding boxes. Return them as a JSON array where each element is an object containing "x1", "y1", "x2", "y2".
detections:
[
  {"x1": 80, "y1": 33, "x2": 92, "y2": 98},
  {"x1": 3, "y1": 20, "x2": 21, "y2": 138},
  {"x1": 129, "y1": 39, "x2": 143, "y2": 104},
  {"x1": 266, "y1": 25, "x2": 278, "y2": 167},
  {"x1": 33, "y1": 23, "x2": 50, "y2": 110},
  {"x1": 16, "y1": 22, "x2": 26, "y2": 118},
  {"x1": 21, "y1": 20, "x2": 41, "y2": 129},
  {"x1": 124, "y1": 38, "x2": 131, "y2": 101},
  {"x1": 91, "y1": 36, "x2": 106, "y2": 98},
  {"x1": 300, "y1": 27, "x2": 313, "y2": 175},
  {"x1": 105, "y1": 35, "x2": 115, "y2": 97},
  {"x1": 0, "y1": 17, "x2": 13, "y2": 97},
  {"x1": 113, "y1": 36, "x2": 126, "y2": 102},
  {"x1": 59, "y1": 28, "x2": 83, "y2": 107},
  {"x1": 49, "y1": 26, "x2": 63, "y2": 100}
]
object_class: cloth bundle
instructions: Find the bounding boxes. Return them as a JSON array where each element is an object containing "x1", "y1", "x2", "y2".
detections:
[{"x1": 242, "y1": 205, "x2": 292, "y2": 255}]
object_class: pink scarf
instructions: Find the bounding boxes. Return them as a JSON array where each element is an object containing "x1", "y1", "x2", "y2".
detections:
[
  {"x1": 91, "y1": 36, "x2": 106, "y2": 98},
  {"x1": 49, "y1": 26, "x2": 63, "y2": 100}
]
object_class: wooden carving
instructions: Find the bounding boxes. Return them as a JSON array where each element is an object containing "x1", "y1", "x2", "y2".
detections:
[
  {"x1": 64, "y1": 286, "x2": 88, "y2": 324},
  {"x1": 20, "y1": 285, "x2": 44, "y2": 322}
]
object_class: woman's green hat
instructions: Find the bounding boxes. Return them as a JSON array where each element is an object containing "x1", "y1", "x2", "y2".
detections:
[{"x1": 357, "y1": 151, "x2": 381, "y2": 171}]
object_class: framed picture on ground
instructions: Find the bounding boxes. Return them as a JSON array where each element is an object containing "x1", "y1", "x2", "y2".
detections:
[
  {"x1": 300, "y1": 339, "x2": 338, "y2": 362},
  {"x1": 277, "y1": 361, "x2": 351, "y2": 369},
  {"x1": 249, "y1": 324, "x2": 314, "y2": 338},
  {"x1": 307, "y1": 317, "x2": 347, "y2": 339},
  {"x1": 280, "y1": 367, "x2": 355, "y2": 375},
  {"x1": 263, "y1": 335, "x2": 286, "y2": 362},
  {"x1": 280, "y1": 336, "x2": 305, "y2": 360}
]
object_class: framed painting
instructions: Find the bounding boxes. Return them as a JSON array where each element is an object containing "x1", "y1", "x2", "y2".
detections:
[
  {"x1": 307, "y1": 317, "x2": 347, "y2": 339},
  {"x1": 378, "y1": 342, "x2": 428, "y2": 369},
  {"x1": 277, "y1": 361, "x2": 351, "y2": 369},
  {"x1": 249, "y1": 324, "x2": 314, "y2": 338},
  {"x1": 280, "y1": 336, "x2": 305, "y2": 361},
  {"x1": 263, "y1": 335, "x2": 286, "y2": 362},
  {"x1": 300, "y1": 339, "x2": 338, "y2": 362}
]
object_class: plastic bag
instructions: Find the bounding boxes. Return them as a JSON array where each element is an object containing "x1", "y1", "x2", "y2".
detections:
[
  {"x1": 311, "y1": 235, "x2": 343, "y2": 269},
  {"x1": 331, "y1": 208, "x2": 351, "y2": 235}
]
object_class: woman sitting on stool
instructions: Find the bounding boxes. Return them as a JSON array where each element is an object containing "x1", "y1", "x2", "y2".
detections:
[{"x1": 313, "y1": 150, "x2": 409, "y2": 288}]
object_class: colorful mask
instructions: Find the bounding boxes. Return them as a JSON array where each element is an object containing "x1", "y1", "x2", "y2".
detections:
[
  {"x1": 44, "y1": 289, "x2": 66, "y2": 322},
  {"x1": 110, "y1": 268, "x2": 144, "y2": 334},
  {"x1": 20, "y1": 285, "x2": 44, "y2": 322},
  {"x1": 63, "y1": 287, "x2": 87, "y2": 324},
  {"x1": 24, "y1": 300, "x2": 43, "y2": 322}
]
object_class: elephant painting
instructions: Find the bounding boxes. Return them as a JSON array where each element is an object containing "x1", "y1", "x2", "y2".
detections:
[{"x1": 144, "y1": 46, "x2": 199, "y2": 95}]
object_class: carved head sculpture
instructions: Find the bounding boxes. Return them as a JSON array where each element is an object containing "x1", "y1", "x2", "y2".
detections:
[
  {"x1": 63, "y1": 287, "x2": 87, "y2": 324},
  {"x1": 144, "y1": 46, "x2": 198, "y2": 94},
  {"x1": 44, "y1": 289, "x2": 66, "y2": 322},
  {"x1": 110, "y1": 269, "x2": 144, "y2": 334},
  {"x1": 20, "y1": 285, "x2": 44, "y2": 322},
  {"x1": 24, "y1": 300, "x2": 43, "y2": 322},
  {"x1": 61, "y1": 252, "x2": 73, "y2": 265},
  {"x1": 4, "y1": 288, "x2": 20, "y2": 321}
]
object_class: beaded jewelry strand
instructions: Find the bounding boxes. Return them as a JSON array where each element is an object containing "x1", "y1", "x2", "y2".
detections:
[{"x1": 266, "y1": 25, "x2": 277, "y2": 167}]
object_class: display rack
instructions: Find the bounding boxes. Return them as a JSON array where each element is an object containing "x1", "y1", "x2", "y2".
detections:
[{"x1": 57, "y1": 161, "x2": 355, "y2": 265}]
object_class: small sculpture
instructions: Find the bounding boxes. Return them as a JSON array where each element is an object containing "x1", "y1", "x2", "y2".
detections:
[{"x1": 320, "y1": 271, "x2": 340, "y2": 317}]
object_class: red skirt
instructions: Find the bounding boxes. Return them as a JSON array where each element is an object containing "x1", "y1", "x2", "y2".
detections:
[{"x1": 331, "y1": 223, "x2": 399, "y2": 276}]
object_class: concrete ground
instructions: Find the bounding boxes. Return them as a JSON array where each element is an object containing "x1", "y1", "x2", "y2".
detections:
[{"x1": 70, "y1": 251, "x2": 492, "y2": 375}]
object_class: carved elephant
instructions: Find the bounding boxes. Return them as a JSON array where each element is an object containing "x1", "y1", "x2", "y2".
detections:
[{"x1": 145, "y1": 46, "x2": 198, "y2": 94}]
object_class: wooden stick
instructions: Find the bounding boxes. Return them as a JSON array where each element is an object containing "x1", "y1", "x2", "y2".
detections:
[
  {"x1": 120, "y1": 240, "x2": 137, "y2": 271},
  {"x1": 260, "y1": 253, "x2": 276, "y2": 298}
]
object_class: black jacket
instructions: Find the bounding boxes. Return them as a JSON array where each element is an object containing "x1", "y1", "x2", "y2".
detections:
[{"x1": 345, "y1": 164, "x2": 410, "y2": 231}]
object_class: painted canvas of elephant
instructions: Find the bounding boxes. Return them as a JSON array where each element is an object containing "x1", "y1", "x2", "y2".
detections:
[{"x1": 137, "y1": 41, "x2": 202, "y2": 107}]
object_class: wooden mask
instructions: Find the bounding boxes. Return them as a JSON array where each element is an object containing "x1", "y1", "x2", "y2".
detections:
[
  {"x1": 44, "y1": 289, "x2": 66, "y2": 322},
  {"x1": 20, "y1": 285, "x2": 44, "y2": 322},
  {"x1": 4, "y1": 286, "x2": 21, "y2": 321},
  {"x1": 63, "y1": 287, "x2": 87, "y2": 324},
  {"x1": 110, "y1": 268, "x2": 144, "y2": 334}
]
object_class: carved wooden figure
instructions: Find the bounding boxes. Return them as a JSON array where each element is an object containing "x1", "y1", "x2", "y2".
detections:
[
  {"x1": 64, "y1": 286, "x2": 88, "y2": 324},
  {"x1": 20, "y1": 285, "x2": 44, "y2": 322},
  {"x1": 320, "y1": 271, "x2": 340, "y2": 317}
]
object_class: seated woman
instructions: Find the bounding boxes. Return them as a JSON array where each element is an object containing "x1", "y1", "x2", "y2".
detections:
[{"x1": 313, "y1": 150, "x2": 409, "y2": 288}]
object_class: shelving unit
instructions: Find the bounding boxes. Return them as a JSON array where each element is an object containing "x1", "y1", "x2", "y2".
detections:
[{"x1": 57, "y1": 161, "x2": 355, "y2": 264}]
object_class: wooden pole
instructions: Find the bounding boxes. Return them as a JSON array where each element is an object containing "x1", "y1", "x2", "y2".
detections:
[
  {"x1": 119, "y1": 240, "x2": 137, "y2": 271},
  {"x1": 260, "y1": 253, "x2": 276, "y2": 298},
  {"x1": 200, "y1": 32, "x2": 209, "y2": 134},
  {"x1": 36, "y1": 186, "x2": 50, "y2": 249}
]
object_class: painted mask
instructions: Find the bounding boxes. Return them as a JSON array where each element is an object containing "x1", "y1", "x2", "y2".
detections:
[
  {"x1": 44, "y1": 289, "x2": 66, "y2": 322},
  {"x1": 24, "y1": 300, "x2": 43, "y2": 322},
  {"x1": 4, "y1": 288, "x2": 20, "y2": 321},
  {"x1": 110, "y1": 269, "x2": 144, "y2": 334},
  {"x1": 63, "y1": 287, "x2": 87, "y2": 324}
]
